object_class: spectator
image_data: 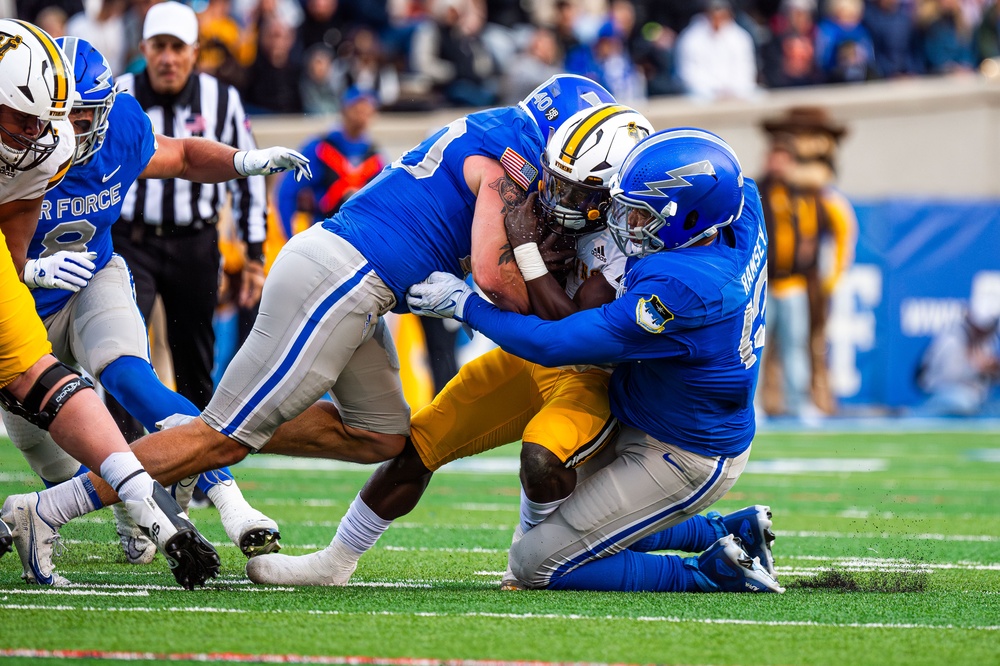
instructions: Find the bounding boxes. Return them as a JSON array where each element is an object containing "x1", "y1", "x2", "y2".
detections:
[
  {"x1": 757, "y1": 106, "x2": 858, "y2": 420},
  {"x1": 332, "y1": 26, "x2": 401, "y2": 108},
  {"x1": 276, "y1": 86, "x2": 385, "y2": 237},
  {"x1": 566, "y1": 20, "x2": 647, "y2": 102},
  {"x1": 864, "y1": 0, "x2": 922, "y2": 78},
  {"x1": 244, "y1": 17, "x2": 304, "y2": 114},
  {"x1": 973, "y1": 0, "x2": 1000, "y2": 63},
  {"x1": 410, "y1": 0, "x2": 500, "y2": 107},
  {"x1": 552, "y1": 0, "x2": 585, "y2": 58},
  {"x1": 762, "y1": 0, "x2": 822, "y2": 87},
  {"x1": 301, "y1": 44, "x2": 341, "y2": 115},
  {"x1": 915, "y1": 0, "x2": 977, "y2": 74},
  {"x1": 917, "y1": 275, "x2": 1000, "y2": 416},
  {"x1": 815, "y1": 0, "x2": 877, "y2": 82},
  {"x1": 198, "y1": 0, "x2": 258, "y2": 89},
  {"x1": 35, "y1": 6, "x2": 68, "y2": 39},
  {"x1": 65, "y1": 0, "x2": 129, "y2": 75},
  {"x1": 674, "y1": 0, "x2": 759, "y2": 101},
  {"x1": 298, "y1": 0, "x2": 342, "y2": 51},
  {"x1": 501, "y1": 26, "x2": 563, "y2": 104}
]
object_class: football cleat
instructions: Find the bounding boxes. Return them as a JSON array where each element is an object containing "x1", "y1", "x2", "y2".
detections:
[
  {"x1": 684, "y1": 534, "x2": 784, "y2": 593},
  {"x1": 246, "y1": 540, "x2": 357, "y2": 586},
  {"x1": 239, "y1": 525, "x2": 282, "y2": 559},
  {"x1": 0, "y1": 514, "x2": 12, "y2": 558},
  {"x1": 208, "y1": 479, "x2": 282, "y2": 558},
  {"x1": 112, "y1": 503, "x2": 158, "y2": 565},
  {"x1": 1, "y1": 493, "x2": 70, "y2": 586},
  {"x1": 721, "y1": 505, "x2": 776, "y2": 578},
  {"x1": 123, "y1": 482, "x2": 220, "y2": 590}
]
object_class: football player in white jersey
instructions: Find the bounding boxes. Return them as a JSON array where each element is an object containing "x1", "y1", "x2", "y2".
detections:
[{"x1": 0, "y1": 20, "x2": 221, "y2": 590}]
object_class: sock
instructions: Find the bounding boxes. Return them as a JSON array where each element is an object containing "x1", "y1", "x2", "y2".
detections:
[
  {"x1": 100, "y1": 356, "x2": 199, "y2": 433},
  {"x1": 41, "y1": 464, "x2": 89, "y2": 489},
  {"x1": 334, "y1": 493, "x2": 392, "y2": 555},
  {"x1": 519, "y1": 487, "x2": 564, "y2": 533},
  {"x1": 196, "y1": 467, "x2": 235, "y2": 495},
  {"x1": 547, "y1": 550, "x2": 698, "y2": 592},
  {"x1": 629, "y1": 512, "x2": 727, "y2": 553},
  {"x1": 35, "y1": 475, "x2": 102, "y2": 528},
  {"x1": 99, "y1": 451, "x2": 155, "y2": 504}
]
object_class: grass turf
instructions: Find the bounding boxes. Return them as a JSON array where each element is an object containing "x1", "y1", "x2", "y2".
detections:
[{"x1": 0, "y1": 428, "x2": 997, "y2": 666}]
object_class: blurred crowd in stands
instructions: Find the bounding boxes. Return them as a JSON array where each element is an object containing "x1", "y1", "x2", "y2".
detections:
[{"x1": 12, "y1": 0, "x2": 1000, "y2": 114}]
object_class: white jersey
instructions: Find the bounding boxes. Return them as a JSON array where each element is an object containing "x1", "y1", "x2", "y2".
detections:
[
  {"x1": 565, "y1": 228, "x2": 627, "y2": 299},
  {"x1": 0, "y1": 118, "x2": 74, "y2": 204}
]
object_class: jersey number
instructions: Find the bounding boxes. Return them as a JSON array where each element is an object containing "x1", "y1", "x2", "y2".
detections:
[
  {"x1": 39, "y1": 219, "x2": 97, "y2": 256},
  {"x1": 391, "y1": 118, "x2": 468, "y2": 180},
  {"x1": 739, "y1": 268, "x2": 767, "y2": 369}
]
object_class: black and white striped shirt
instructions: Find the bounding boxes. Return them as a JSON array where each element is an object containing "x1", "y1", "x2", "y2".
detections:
[{"x1": 116, "y1": 70, "x2": 267, "y2": 245}]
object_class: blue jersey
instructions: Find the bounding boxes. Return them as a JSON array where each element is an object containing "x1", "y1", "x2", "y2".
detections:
[
  {"x1": 32, "y1": 93, "x2": 157, "y2": 318},
  {"x1": 462, "y1": 180, "x2": 769, "y2": 457},
  {"x1": 323, "y1": 106, "x2": 544, "y2": 313}
]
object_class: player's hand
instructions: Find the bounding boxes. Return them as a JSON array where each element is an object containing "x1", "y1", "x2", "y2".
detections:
[
  {"x1": 235, "y1": 148, "x2": 313, "y2": 182},
  {"x1": 504, "y1": 191, "x2": 543, "y2": 248},
  {"x1": 406, "y1": 272, "x2": 474, "y2": 321},
  {"x1": 239, "y1": 259, "x2": 265, "y2": 309},
  {"x1": 23, "y1": 251, "x2": 98, "y2": 291},
  {"x1": 539, "y1": 230, "x2": 576, "y2": 280}
]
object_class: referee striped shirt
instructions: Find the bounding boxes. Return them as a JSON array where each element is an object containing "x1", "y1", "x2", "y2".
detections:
[{"x1": 116, "y1": 70, "x2": 267, "y2": 245}]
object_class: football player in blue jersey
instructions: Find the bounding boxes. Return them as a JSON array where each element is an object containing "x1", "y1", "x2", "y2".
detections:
[
  {"x1": 0, "y1": 37, "x2": 311, "y2": 584},
  {"x1": 11, "y1": 74, "x2": 637, "y2": 582},
  {"x1": 405, "y1": 128, "x2": 784, "y2": 593}
]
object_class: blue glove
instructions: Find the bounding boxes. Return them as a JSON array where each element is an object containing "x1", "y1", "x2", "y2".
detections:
[
  {"x1": 23, "y1": 250, "x2": 98, "y2": 291},
  {"x1": 406, "y1": 271, "x2": 474, "y2": 321}
]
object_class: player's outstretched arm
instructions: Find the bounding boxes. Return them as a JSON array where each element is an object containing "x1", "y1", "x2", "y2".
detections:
[{"x1": 140, "y1": 135, "x2": 312, "y2": 183}]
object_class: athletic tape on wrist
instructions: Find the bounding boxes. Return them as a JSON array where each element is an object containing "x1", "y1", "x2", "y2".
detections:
[{"x1": 513, "y1": 243, "x2": 548, "y2": 282}]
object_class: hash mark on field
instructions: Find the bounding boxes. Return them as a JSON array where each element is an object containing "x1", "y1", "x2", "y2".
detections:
[{"x1": 1, "y1": 604, "x2": 997, "y2": 631}]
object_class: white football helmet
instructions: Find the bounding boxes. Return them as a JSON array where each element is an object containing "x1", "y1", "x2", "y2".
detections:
[
  {"x1": 539, "y1": 103, "x2": 652, "y2": 235},
  {"x1": 0, "y1": 19, "x2": 74, "y2": 172}
]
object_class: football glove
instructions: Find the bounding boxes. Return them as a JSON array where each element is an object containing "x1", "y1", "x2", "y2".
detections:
[
  {"x1": 23, "y1": 251, "x2": 98, "y2": 291},
  {"x1": 235, "y1": 147, "x2": 313, "y2": 182},
  {"x1": 406, "y1": 272, "x2": 474, "y2": 321}
]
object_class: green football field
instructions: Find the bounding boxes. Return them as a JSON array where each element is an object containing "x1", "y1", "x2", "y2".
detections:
[{"x1": 0, "y1": 424, "x2": 997, "y2": 666}]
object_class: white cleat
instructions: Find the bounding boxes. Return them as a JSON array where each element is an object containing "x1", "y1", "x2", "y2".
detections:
[
  {"x1": 206, "y1": 476, "x2": 281, "y2": 558},
  {"x1": 2, "y1": 494, "x2": 70, "y2": 586},
  {"x1": 0, "y1": 514, "x2": 12, "y2": 558},
  {"x1": 112, "y1": 503, "x2": 157, "y2": 565},
  {"x1": 246, "y1": 541, "x2": 357, "y2": 586}
]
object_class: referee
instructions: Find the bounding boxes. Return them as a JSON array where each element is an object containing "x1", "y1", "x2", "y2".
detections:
[{"x1": 112, "y1": 1, "x2": 268, "y2": 416}]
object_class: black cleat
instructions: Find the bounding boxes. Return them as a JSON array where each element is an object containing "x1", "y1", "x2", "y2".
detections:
[
  {"x1": 124, "y1": 482, "x2": 221, "y2": 589},
  {"x1": 239, "y1": 527, "x2": 281, "y2": 559}
]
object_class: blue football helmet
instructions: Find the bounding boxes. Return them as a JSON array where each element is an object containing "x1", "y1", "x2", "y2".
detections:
[
  {"x1": 608, "y1": 128, "x2": 745, "y2": 256},
  {"x1": 56, "y1": 36, "x2": 116, "y2": 164},
  {"x1": 518, "y1": 74, "x2": 616, "y2": 145}
]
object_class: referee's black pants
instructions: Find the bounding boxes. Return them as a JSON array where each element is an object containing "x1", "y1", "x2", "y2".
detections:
[{"x1": 110, "y1": 222, "x2": 220, "y2": 428}]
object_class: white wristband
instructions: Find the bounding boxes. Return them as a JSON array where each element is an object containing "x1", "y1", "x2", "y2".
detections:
[{"x1": 513, "y1": 242, "x2": 548, "y2": 282}]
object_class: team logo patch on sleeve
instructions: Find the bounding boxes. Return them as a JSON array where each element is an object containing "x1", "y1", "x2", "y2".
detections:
[
  {"x1": 636, "y1": 295, "x2": 674, "y2": 333},
  {"x1": 500, "y1": 147, "x2": 538, "y2": 190}
]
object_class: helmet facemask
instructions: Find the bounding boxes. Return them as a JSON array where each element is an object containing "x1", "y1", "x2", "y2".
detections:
[
  {"x1": 608, "y1": 185, "x2": 675, "y2": 257},
  {"x1": 71, "y1": 85, "x2": 116, "y2": 165},
  {"x1": 538, "y1": 160, "x2": 612, "y2": 236},
  {"x1": 0, "y1": 112, "x2": 58, "y2": 172}
]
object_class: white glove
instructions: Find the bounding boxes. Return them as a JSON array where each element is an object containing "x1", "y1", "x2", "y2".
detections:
[
  {"x1": 23, "y1": 251, "x2": 97, "y2": 291},
  {"x1": 235, "y1": 147, "x2": 313, "y2": 182},
  {"x1": 406, "y1": 271, "x2": 474, "y2": 321}
]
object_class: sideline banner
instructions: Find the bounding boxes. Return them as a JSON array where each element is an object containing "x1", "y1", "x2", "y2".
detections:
[{"x1": 830, "y1": 200, "x2": 1000, "y2": 408}]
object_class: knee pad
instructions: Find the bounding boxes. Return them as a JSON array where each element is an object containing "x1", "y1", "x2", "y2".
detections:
[{"x1": 0, "y1": 361, "x2": 94, "y2": 430}]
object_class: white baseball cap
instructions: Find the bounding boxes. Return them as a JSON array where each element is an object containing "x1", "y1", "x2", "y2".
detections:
[{"x1": 143, "y1": 1, "x2": 199, "y2": 45}]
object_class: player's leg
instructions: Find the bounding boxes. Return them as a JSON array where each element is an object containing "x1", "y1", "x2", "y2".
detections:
[
  {"x1": 246, "y1": 347, "x2": 538, "y2": 585},
  {"x1": 508, "y1": 427, "x2": 781, "y2": 593},
  {"x1": 76, "y1": 256, "x2": 279, "y2": 557}
]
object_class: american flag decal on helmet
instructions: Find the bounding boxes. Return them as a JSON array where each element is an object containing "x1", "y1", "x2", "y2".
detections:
[{"x1": 500, "y1": 147, "x2": 538, "y2": 190}]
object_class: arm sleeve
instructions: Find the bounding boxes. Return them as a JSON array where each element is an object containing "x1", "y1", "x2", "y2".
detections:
[
  {"x1": 463, "y1": 290, "x2": 686, "y2": 367},
  {"x1": 224, "y1": 85, "x2": 267, "y2": 245}
]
